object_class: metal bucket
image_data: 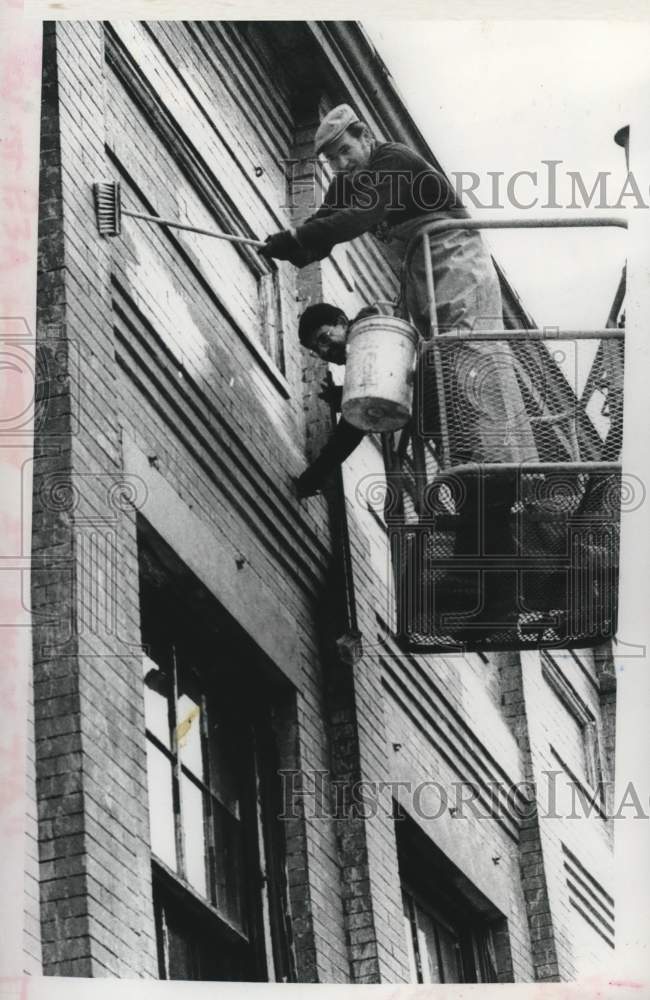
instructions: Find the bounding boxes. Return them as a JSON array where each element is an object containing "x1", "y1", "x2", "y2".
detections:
[{"x1": 341, "y1": 315, "x2": 419, "y2": 431}]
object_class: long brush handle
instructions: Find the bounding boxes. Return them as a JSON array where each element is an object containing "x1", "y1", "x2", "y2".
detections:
[{"x1": 123, "y1": 209, "x2": 265, "y2": 248}]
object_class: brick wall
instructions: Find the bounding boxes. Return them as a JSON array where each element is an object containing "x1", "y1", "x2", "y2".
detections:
[
  {"x1": 498, "y1": 650, "x2": 561, "y2": 980},
  {"x1": 519, "y1": 649, "x2": 615, "y2": 980},
  {"x1": 32, "y1": 22, "x2": 159, "y2": 977},
  {"x1": 498, "y1": 648, "x2": 615, "y2": 981},
  {"x1": 23, "y1": 666, "x2": 43, "y2": 974}
]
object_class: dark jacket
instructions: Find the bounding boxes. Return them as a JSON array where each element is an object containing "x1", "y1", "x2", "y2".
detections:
[
  {"x1": 294, "y1": 141, "x2": 467, "y2": 260},
  {"x1": 297, "y1": 304, "x2": 395, "y2": 498},
  {"x1": 296, "y1": 415, "x2": 365, "y2": 498}
]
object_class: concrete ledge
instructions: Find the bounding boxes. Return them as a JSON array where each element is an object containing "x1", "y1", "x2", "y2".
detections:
[{"x1": 122, "y1": 433, "x2": 302, "y2": 688}]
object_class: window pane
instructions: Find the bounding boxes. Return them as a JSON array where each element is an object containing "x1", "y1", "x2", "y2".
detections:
[
  {"x1": 143, "y1": 654, "x2": 171, "y2": 748},
  {"x1": 258, "y1": 270, "x2": 284, "y2": 372},
  {"x1": 176, "y1": 658, "x2": 204, "y2": 780},
  {"x1": 177, "y1": 691, "x2": 203, "y2": 780},
  {"x1": 415, "y1": 905, "x2": 442, "y2": 983},
  {"x1": 206, "y1": 696, "x2": 241, "y2": 817},
  {"x1": 437, "y1": 920, "x2": 464, "y2": 983},
  {"x1": 180, "y1": 774, "x2": 208, "y2": 898},
  {"x1": 146, "y1": 741, "x2": 177, "y2": 871},
  {"x1": 164, "y1": 908, "x2": 197, "y2": 980},
  {"x1": 479, "y1": 927, "x2": 499, "y2": 982},
  {"x1": 212, "y1": 796, "x2": 245, "y2": 930},
  {"x1": 155, "y1": 886, "x2": 247, "y2": 980}
]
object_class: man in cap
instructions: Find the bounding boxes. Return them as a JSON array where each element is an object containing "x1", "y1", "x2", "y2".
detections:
[
  {"x1": 264, "y1": 107, "x2": 539, "y2": 637},
  {"x1": 260, "y1": 103, "x2": 467, "y2": 284},
  {"x1": 261, "y1": 103, "x2": 537, "y2": 469}
]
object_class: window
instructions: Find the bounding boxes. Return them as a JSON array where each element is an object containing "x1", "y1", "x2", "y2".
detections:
[
  {"x1": 397, "y1": 815, "x2": 506, "y2": 984},
  {"x1": 139, "y1": 533, "x2": 293, "y2": 981},
  {"x1": 153, "y1": 877, "x2": 248, "y2": 980},
  {"x1": 258, "y1": 269, "x2": 285, "y2": 373},
  {"x1": 403, "y1": 886, "x2": 465, "y2": 982},
  {"x1": 541, "y1": 652, "x2": 605, "y2": 798},
  {"x1": 142, "y1": 644, "x2": 249, "y2": 927},
  {"x1": 401, "y1": 884, "x2": 499, "y2": 984}
]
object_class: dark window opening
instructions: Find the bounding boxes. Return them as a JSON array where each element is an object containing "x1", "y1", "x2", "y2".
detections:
[
  {"x1": 397, "y1": 813, "x2": 508, "y2": 984},
  {"x1": 153, "y1": 871, "x2": 250, "y2": 980},
  {"x1": 401, "y1": 883, "x2": 498, "y2": 984}
]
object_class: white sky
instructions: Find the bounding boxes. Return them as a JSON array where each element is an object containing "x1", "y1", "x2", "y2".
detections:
[{"x1": 365, "y1": 20, "x2": 648, "y2": 334}]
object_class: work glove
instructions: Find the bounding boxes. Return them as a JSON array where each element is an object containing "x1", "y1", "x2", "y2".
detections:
[
  {"x1": 353, "y1": 305, "x2": 383, "y2": 322},
  {"x1": 295, "y1": 469, "x2": 323, "y2": 499},
  {"x1": 353, "y1": 303, "x2": 397, "y2": 322},
  {"x1": 317, "y1": 381, "x2": 343, "y2": 410},
  {"x1": 260, "y1": 230, "x2": 311, "y2": 266}
]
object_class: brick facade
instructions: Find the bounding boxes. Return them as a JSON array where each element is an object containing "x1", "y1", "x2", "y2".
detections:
[{"x1": 27, "y1": 20, "x2": 616, "y2": 984}]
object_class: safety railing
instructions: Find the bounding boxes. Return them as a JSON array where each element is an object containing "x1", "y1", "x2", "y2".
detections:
[{"x1": 383, "y1": 215, "x2": 627, "y2": 651}]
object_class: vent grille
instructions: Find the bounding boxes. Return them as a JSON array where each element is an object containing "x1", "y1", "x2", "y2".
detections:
[{"x1": 562, "y1": 843, "x2": 614, "y2": 948}]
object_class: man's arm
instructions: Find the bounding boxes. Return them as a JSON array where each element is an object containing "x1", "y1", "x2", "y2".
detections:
[
  {"x1": 262, "y1": 144, "x2": 463, "y2": 266},
  {"x1": 287, "y1": 174, "x2": 347, "y2": 263},
  {"x1": 259, "y1": 176, "x2": 343, "y2": 265},
  {"x1": 294, "y1": 148, "x2": 399, "y2": 259},
  {"x1": 296, "y1": 418, "x2": 365, "y2": 498},
  {"x1": 294, "y1": 144, "x2": 461, "y2": 259}
]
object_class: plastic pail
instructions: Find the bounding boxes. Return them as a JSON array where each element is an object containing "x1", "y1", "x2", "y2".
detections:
[{"x1": 341, "y1": 315, "x2": 419, "y2": 431}]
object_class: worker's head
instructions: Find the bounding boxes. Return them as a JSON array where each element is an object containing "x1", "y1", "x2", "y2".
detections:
[
  {"x1": 298, "y1": 303, "x2": 349, "y2": 364},
  {"x1": 314, "y1": 104, "x2": 375, "y2": 175}
]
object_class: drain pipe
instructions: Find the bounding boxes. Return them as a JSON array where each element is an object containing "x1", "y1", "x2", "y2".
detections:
[{"x1": 322, "y1": 371, "x2": 363, "y2": 668}]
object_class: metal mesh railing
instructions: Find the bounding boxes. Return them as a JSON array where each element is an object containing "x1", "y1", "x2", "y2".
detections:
[
  {"x1": 388, "y1": 466, "x2": 620, "y2": 650},
  {"x1": 384, "y1": 215, "x2": 626, "y2": 651}
]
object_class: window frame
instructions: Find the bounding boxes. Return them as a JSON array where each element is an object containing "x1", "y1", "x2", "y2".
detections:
[
  {"x1": 401, "y1": 879, "x2": 498, "y2": 984},
  {"x1": 541, "y1": 651, "x2": 605, "y2": 798},
  {"x1": 257, "y1": 267, "x2": 286, "y2": 375},
  {"x1": 104, "y1": 23, "x2": 290, "y2": 389},
  {"x1": 138, "y1": 536, "x2": 294, "y2": 982},
  {"x1": 142, "y1": 641, "x2": 254, "y2": 935},
  {"x1": 152, "y1": 857, "x2": 251, "y2": 980},
  {"x1": 396, "y1": 813, "x2": 505, "y2": 984}
]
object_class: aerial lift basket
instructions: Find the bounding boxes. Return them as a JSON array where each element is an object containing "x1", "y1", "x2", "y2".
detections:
[{"x1": 384, "y1": 216, "x2": 626, "y2": 652}]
